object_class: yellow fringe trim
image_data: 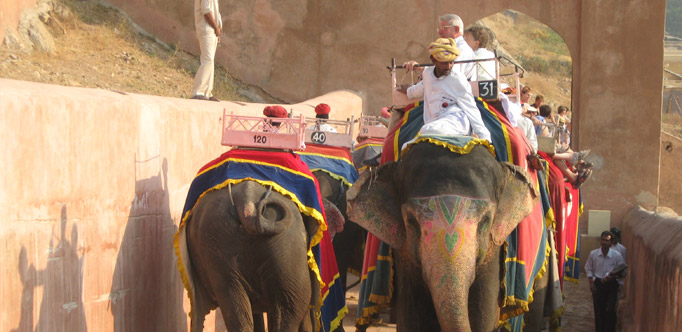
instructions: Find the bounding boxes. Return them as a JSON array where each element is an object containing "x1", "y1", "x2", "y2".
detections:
[
  {"x1": 309, "y1": 168, "x2": 355, "y2": 187},
  {"x1": 356, "y1": 248, "x2": 395, "y2": 327},
  {"x1": 296, "y1": 151, "x2": 355, "y2": 166},
  {"x1": 174, "y1": 177, "x2": 329, "y2": 324},
  {"x1": 401, "y1": 136, "x2": 496, "y2": 160},
  {"x1": 329, "y1": 305, "x2": 350, "y2": 332},
  {"x1": 173, "y1": 228, "x2": 196, "y2": 320},
  {"x1": 499, "y1": 237, "x2": 552, "y2": 322}
]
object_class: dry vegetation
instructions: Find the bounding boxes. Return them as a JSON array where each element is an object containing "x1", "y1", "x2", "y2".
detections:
[
  {"x1": 0, "y1": 0, "x2": 250, "y2": 101},
  {"x1": 482, "y1": 12, "x2": 573, "y2": 109}
]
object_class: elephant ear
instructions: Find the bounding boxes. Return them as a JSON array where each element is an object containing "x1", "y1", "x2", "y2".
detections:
[
  {"x1": 322, "y1": 197, "x2": 345, "y2": 238},
  {"x1": 346, "y1": 162, "x2": 405, "y2": 249},
  {"x1": 491, "y1": 162, "x2": 539, "y2": 246}
]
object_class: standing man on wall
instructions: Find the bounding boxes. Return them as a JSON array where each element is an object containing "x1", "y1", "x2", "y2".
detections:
[{"x1": 190, "y1": 0, "x2": 222, "y2": 101}]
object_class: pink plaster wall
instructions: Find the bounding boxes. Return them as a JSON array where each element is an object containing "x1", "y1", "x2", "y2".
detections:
[
  {"x1": 0, "y1": 78, "x2": 363, "y2": 331},
  {"x1": 621, "y1": 207, "x2": 682, "y2": 332}
]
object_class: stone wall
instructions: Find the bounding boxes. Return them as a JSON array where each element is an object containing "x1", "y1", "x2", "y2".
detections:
[
  {"x1": 660, "y1": 132, "x2": 682, "y2": 214},
  {"x1": 620, "y1": 206, "x2": 682, "y2": 332},
  {"x1": 0, "y1": 78, "x2": 363, "y2": 331}
]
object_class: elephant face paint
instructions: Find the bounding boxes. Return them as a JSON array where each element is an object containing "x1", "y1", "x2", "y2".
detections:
[{"x1": 403, "y1": 194, "x2": 494, "y2": 330}]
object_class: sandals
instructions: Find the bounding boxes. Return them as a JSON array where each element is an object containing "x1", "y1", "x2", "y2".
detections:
[
  {"x1": 575, "y1": 160, "x2": 594, "y2": 171},
  {"x1": 573, "y1": 168, "x2": 593, "y2": 189},
  {"x1": 570, "y1": 149, "x2": 591, "y2": 165}
]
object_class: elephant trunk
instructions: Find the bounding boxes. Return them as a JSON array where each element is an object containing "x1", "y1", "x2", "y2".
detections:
[
  {"x1": 238, "y1": 201, "x2": 263, "y2": 235},
  {"x1": 420, "y1": 237, "x2": 477, "y2": 332},
  {"x1": 235, "y1": 182, "x2": 292, "y2": 236},
  {"x1": 405, "y1": 194, "x2": 493, "y2": 332}
]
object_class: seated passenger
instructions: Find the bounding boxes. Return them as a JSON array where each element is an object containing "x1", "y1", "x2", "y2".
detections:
[
  {"x1": 314, "y1": 103, "x2": 337, "y2": 133},
  {"x1": 263, "y1": 105, "x2": 289, "y2": 129},
  {"x1": 397, "y1": 38, "x2": 491, "y2": 141},
  {"x1": 463, "y1": 26, "x2": 496, "y2": 81}
]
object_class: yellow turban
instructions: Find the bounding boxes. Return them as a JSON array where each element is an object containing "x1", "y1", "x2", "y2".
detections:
[{"x1": 428, "y1": 38, "x2": 460, "y2": 62}]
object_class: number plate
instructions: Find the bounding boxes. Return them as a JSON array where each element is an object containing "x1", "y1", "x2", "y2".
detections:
[
  {"x1": 310, "y1": 131, "x2": 327, "y2": 144},
  {"x1": 478, "y1": 80, "x2": 498, "y2": 100}
]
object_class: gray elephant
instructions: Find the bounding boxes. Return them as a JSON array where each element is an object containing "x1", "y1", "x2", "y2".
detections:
[
  {"x1": 175, "y1": 153, "x2": 346, "y2": 332},
  {"x1": 346, "y1": 140, "x2": 538, "y2": 331}
]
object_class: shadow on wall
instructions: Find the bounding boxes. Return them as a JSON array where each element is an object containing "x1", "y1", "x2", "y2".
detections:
[
  {"x1": 13, "y1": 205, "x2": 87, "y2": 331},
  {"x1": 109, "y1": 157, "x2": 187, "y2": 331}
]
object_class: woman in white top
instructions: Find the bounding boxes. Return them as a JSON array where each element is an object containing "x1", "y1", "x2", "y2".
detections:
[{"x1": 463, "y1": 26, "x2": 497, "y2": 81}]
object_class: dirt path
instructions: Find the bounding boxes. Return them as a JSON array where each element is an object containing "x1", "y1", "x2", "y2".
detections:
[{"x1": 340, "y1": 272, "x2": 596, "y2": 331}]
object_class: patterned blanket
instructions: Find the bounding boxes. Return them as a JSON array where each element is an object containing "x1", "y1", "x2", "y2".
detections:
[
  {"x1": 174, "y1": 149, "x2": 347, "y2": 332},
  {"x1": 352, "y1": 138, "x2": 384, "y2": 173},
  {"x1": 296, "y1": 143, "x2": 359, "y2": 186}
]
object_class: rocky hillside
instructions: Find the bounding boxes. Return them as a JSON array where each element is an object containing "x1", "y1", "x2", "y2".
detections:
[{"x1": 0, "y1": 0, "x2": 277, "y2": 103}]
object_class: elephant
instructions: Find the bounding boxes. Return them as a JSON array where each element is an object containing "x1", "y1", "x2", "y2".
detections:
[
  {"x1": 346, "y1": 140, "x2": 539, "y2": 332},
  {"x1": 314, "y1": 170, "x2": 365, "y2": 294},
  {"x1": 176, "y1": 180, "x2": 344, "y2": 332}
]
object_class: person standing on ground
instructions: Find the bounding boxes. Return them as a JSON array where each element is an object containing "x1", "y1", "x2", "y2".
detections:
[
  {"x1": 190, "y1": 0, "x2": 222, "y2": 101},
  {"x1": 585, "y1": 230, "x2": 625, "y2": 332},
  {"x1": 610, "y1": 227, "x2": 627, "y2": 262}
]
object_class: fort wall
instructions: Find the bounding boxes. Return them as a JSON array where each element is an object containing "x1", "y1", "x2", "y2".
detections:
[{"x1": 0, "y1": 78, "x2": 363, "y2": 331}]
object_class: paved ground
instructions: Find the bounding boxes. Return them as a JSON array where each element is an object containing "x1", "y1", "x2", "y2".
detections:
[{"x1": 340, "y1": 272, "x2": 596, "y2": 331}]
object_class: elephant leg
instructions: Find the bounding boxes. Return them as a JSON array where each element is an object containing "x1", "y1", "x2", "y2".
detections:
[
  {"x1": 393, "y1": 249, "x2": 441, "y2": 332},
  {"x1": 189, "y1": 282, "x2": 213, "y2": 332},
  {"x1": 216, "y1": 286, "x2": 256, "y2": 332},
  {"x1": 253, "y1": 312, "x2": 266, "y2": 332},
  {"x1": 523, "y1": 268, "x2": 549, "y2": 332},
  {"x1": 468, "y1": 245, "x2": 502, "y2": 332}
]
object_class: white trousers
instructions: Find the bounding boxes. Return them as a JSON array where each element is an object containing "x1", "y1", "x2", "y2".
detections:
[{"x1": 191, "y1": 29, "x2": 218, "y2": 97}]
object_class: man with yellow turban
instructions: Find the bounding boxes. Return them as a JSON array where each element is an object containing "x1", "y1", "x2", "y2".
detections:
[{"x1": 397, "y1": 38, "x2": 491, "y2": 141}]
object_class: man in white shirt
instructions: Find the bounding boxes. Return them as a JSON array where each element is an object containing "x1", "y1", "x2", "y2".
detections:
[
  {"x1": 191, "y1": 0, "x2": 222, "y2": 101},
  {"x1": 437, "y1": 14, "x2": 476, "y2": 79},
  {"x1": 397, "y1": 38, "x2": 491, "y2": 141},
  {"x1": 403, "y1": 14, "x2": 476, "y2": 80},
  {"x1": 585, "y1": 230, "x2": 625, "y2": 332}
]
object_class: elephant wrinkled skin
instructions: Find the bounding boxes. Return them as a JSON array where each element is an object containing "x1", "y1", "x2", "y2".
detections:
[
  {"x1": 346, "y1": 142, "x2": 538, "y2": 332},
  {"x1": 178, "y1": 180, "x2": 343, "y2": 332}
]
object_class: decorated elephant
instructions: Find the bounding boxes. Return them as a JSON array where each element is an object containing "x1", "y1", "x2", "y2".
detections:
[
  {"x1": 297, "y1": 144, "x2": 364, "y2": 294},
  {"x1": 175, "y1": 149, "x2": 346, "y2": 332},
  {"x1": 346, "y1": 137, "x2": 539, "y2": 331}
]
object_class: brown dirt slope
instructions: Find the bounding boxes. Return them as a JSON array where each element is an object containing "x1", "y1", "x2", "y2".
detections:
[{"x1": 0, "y1": 0, "x2": 277, "y2": 103}]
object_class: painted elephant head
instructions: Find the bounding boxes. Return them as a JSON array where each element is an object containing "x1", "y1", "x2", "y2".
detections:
[{"x1": 346, "y1": 142, "x2": 538, "y2": 331}]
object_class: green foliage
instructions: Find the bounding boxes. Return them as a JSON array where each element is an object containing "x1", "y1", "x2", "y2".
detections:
[
  {"x1": 529, "y1": 28, "x2": 569, "y2": 55},
  {"x1": 668, "y1": 0, "x2": 682, "y2": 38},
  {"x1": 517, "y1": 55, "x2": 572, "y2": 77}
]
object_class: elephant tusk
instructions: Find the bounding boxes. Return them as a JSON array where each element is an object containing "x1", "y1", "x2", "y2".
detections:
[
  {"x1": 228, "y1": 182, "x2": 235, "y2": 207},
  {"x1": 263, "y1": 184, "x2": 273, "y2": 200}
]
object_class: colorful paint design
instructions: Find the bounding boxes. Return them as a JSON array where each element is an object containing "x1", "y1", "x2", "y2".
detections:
[{"x1": 407, "y1": 195, "x2": 493, "y2": 264}]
